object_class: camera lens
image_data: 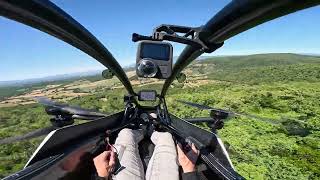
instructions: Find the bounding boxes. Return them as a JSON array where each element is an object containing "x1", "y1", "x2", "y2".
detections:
[{"x1": 137, "y1": 59, "x2": 158, "y2": 78}]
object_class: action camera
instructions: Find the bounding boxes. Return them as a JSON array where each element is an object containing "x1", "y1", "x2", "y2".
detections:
[{"x1": 136, "y1": 41, "x2": 173, "y2": 79}]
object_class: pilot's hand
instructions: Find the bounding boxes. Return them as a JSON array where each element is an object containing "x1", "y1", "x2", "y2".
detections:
[
  {"x1": 177, "y1": 143, "x2": 200, "y2": 173},
  {"x1": 93, "y1": 150, "x2": 116, "y2": 178}
]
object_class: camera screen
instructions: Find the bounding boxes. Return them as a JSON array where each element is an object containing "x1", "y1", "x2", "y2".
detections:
[
  {"x1": 138, "y1": 90, "x2": 157, "y2": 101},
  {"x1": 140, "y1": 43, "x2": 170, "y2": 61}
]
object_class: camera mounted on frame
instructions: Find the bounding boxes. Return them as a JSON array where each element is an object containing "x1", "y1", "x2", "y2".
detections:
[
  {"x1": 132, "y1": 24, "x2": 223, "y2": 80},
  {"x1": 136, "y1": 41, "x2": 173, "y2": 79}
]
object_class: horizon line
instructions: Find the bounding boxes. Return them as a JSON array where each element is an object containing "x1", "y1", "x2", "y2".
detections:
[{"x1": 1, "y1": 52, "x2": 319, "y2": 82}]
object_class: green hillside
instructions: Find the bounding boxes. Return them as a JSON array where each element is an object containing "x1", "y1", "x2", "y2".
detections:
[
  {"x1": 190, "y1": 53, "x2": 320, "y2": 84},
  {"x1": 0, "y1": 53, "x2": 319, "y2": 179},
  {"x1": 201, "y1": 53, "x2": 320, "y2": 68}
]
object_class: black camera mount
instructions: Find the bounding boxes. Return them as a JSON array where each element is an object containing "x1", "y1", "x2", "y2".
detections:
[{"x1": 132, "y1": 24, "x2": 222, "y2": 53}]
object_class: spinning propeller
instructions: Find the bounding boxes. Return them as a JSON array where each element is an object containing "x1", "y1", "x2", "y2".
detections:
[
  {"x1": 36, "y1": 97, "x2": 107, "y2": 119},
  {"x1": 177, "y1": 100, "x2": 309, "y2": 128},
  {"x1": 0, "y1": 97, "x2": 107, "y2": 145}
]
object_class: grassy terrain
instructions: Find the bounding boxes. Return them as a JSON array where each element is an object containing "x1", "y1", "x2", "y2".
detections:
[
  {"x1": 0, "y1": 53, "x2": 319, "y2": 179},
  {"x1": 0, "y1": 75, "x2": 104, "y2": 101}
]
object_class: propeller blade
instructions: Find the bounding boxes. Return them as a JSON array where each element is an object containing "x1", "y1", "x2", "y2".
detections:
[
  {"x1": 35, "y1": 97, "x2": 107, "y2": 118},
  {"x1": 227, "y1": 110, "x2": 309, "y2": 126},
  {"x1": 62, "y1": 106, "x2": 107, "y2": 117},
  {"x1": 34, "y1": 96, "x2": 67, "y2": 107},
  {"x1": 177, "y1": 100, "x2": 320, "y2": 137},
  {"x1": 71, "y1": 114, "x2": 103, "y2": 120},
  {"x1": 184, "y1": 117, "x2": 215, "y2": 123},
  {"x1": 176, "y1": 100, "x2": 229, "y2": 112},
  {"x1": 229, "y1": 112, "x2": 280, "y2": 125},
  {"x1": 177, "y1": 100, "x2": 290, "y2": 125},
  {"x1": 0, "y1": 126, "x2": 56, "y2": 145},
  {"x1": 176, "y1": 100, "x2": 213, "y2": 110}
]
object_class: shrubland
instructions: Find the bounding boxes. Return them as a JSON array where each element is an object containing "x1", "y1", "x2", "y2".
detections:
[{"x1": 0, "y1": 53, "x2": 319, "y2": 179}]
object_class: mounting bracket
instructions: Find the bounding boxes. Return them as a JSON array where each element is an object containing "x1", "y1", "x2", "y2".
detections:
[{"x1": 132, "y1": 24, "x2": 223, "y2": 53}]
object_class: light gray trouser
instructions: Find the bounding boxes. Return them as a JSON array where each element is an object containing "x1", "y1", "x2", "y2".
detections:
[{"x1": 113, "y1": 128, "x2": 179, "y2": 180}]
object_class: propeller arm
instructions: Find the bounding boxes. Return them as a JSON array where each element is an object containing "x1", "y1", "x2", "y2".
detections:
[
  {"x1": 177, "y1": 99, "x2": 287, "y2": 125},
  {"x1": 0, "y1": 97, "x2": 108, "y2": 145},
  {"x1": 35, "y1": 97, "x2": 107, "y2": 119},
  {"x1": 184, "y1": 117, "x2": 216, "y2": 123}
]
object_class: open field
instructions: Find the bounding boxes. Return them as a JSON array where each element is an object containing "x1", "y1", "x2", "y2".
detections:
[{"x1": 0, "y1": 70, "x2": 164, "y2": 108}]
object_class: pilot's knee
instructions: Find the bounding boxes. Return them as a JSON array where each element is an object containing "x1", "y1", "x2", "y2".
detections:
[
  {"x1": 118, "y1": 128, "x2": 134, "y2": 138},
  {"x1": 117, "y1": 128, "x2": 144, "y2": 143},
  {"x1": 158, "y1": 131, "x2": 173, "y2": 140},
  {"x1": 151, "y1": 131, "x2": 174, "y2": 145}
]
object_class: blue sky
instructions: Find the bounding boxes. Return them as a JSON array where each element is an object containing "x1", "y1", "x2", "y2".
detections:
[{"x1": 0, "y1": 1, "x2": 319, "y2": 81}]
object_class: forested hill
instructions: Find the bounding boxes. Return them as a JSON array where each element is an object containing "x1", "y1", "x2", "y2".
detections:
[
  {"x1": 200, "y1": 53, "x2": 320, "y2": 68},
  {"x1": 195, "y1": 53, "x2": 320, "y2": 84}
]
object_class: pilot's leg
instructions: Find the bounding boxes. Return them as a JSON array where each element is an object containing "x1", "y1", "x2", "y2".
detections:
[
  {"x1": 146, "y1": 131, "x2": 179, "y2": 180},
  {"x1": 113, "y1": 128, "x2": 145, "y2": 180}
]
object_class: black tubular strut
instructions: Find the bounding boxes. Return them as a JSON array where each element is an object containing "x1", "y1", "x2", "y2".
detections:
[
  {"x1": 160, "y1": 0, "x2": 320, "y2": 96},
  {"x1": 0, "y1": 0, "x2": 135, "y2": 95}
]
